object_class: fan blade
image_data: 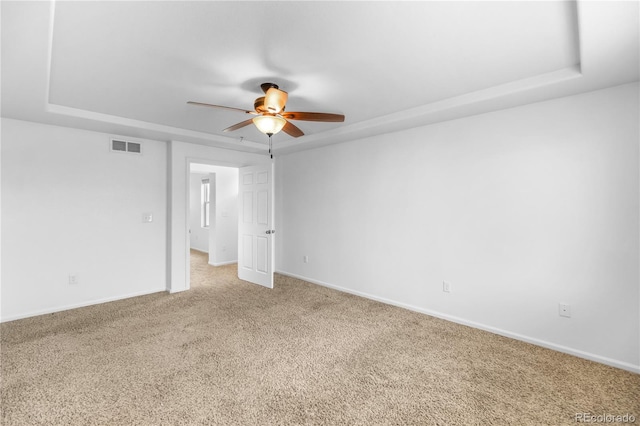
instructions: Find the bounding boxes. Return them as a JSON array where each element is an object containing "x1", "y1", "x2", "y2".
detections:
[
  {"x1": 187, "y1": 101, "x2": 255, "y2": 115},
  {"x1": 223, "y1": 118, "x2": 254, "y2": 132},
  {"x1": 282, "y1": 121, "x2": 304, "y2": 138},
  {"x1": 282, "y1": 112, "x2": 345, "y2": 122}
]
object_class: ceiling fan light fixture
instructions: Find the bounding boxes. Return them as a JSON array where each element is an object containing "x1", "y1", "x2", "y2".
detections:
[
  {"x1": 264, "y1": 87, "x2": 288, "y2": 113},
  {"x1": 252, "y1": 115, "x2": 286, "y2": 135},
  {"x1": 188, "y1": 82, "x2": 345, "y2": 140}
]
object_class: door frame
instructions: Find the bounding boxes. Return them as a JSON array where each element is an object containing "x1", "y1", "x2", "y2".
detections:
[
  {"x1": 181, "y1": 157, "x2": 275, "y2": 292},
  {"x1": 167, "y1": 139, "x2": 274, "y2": 294}
]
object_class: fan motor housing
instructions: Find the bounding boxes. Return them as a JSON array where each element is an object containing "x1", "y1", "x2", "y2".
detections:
[{"x1": 254, "y1": 97, "x2": 267, "y2": 113}]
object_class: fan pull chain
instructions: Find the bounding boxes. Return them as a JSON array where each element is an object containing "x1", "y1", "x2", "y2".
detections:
[{"x1": 268, "y1": 134, "x2": 273, "y2": 159}]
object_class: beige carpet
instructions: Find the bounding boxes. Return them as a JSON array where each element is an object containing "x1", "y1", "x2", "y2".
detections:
[{"x1": 1, "y1": 250, "x2": 638, "y2": 425}]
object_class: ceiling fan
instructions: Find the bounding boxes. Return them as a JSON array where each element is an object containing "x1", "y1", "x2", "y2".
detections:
[{"x1": 187, "y1": 82, "x2": 345, "y2": 139}]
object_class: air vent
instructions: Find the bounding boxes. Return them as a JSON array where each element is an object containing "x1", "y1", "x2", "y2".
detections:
[
  {"x1": 110, "y1": 138, "x2": 142, "y2": 155},
  {"x1": 127, "y1": 142, "x2": 141, "y2": 153},
  {"x1": 111, "y1": 140, "x2": 127, "y2": 152}
]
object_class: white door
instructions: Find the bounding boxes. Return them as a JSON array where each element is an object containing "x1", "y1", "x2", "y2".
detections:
[{"x1": 238, "y1": 164, "x2": 274, "y2": 288}]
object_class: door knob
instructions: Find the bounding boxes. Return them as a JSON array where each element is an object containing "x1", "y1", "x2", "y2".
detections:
[{"x1": 265, "y1": 230, "x2": 276, "y2": 234}]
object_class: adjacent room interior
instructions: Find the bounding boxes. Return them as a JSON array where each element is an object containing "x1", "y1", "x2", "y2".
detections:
[
  {"x1": 1, "y1": 1, "x2": 638, "y2": 424},
  {"x1": 188, "y1": 162, "x2": 239, "y2": 269}
]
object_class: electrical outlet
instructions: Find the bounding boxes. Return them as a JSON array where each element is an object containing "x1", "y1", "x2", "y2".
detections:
[
  {"x1": 443, "y1": 281, "x2": 451, "y2": 293},
  {"x1": 559, "y1": 303, "x2": 571, "y2": 318},
  {"x1": 69, "y1": 274, "x2": 78, "y2": 285},
  {"x1": 303, "y1": 255, "x2": 309, "y2": 263},
  {"x1": 142, "y1": 212, "x2": 153, "y2": 223}
]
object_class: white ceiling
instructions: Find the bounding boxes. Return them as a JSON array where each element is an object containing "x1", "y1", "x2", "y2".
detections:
[{"x1": 2, "y1": 1, "x2": 638, "y2": 155}]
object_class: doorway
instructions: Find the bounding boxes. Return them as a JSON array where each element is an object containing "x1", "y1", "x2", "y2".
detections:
[
  {"x1": 188, "y1": 162, "x2": 239, "y2": 284},
  {"x1": 176, "y1": 156, "x2": 275, "y2": 292}
]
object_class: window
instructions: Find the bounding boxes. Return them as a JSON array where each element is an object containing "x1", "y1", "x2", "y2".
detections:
[{"x1": 201, "y1": 179, "x2": 210, "y2": 228}]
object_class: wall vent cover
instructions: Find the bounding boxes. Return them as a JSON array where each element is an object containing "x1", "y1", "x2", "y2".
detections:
[
  {"x1": 110, "y1": 138, "x2": 142, "y2": 155},
  {"x1": 127, "y1": 142, "x2": 141, "y2": 153}
]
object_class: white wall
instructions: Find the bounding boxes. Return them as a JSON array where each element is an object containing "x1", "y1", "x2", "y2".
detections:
[
  {"x1": 0, "y1": 121, "x2": 269, "y2": 319},
  {"x1": 1, "y1": 118, "x2": 167, "y2": 321},
  {"x1": 276, "y1": 83, "x2": 640, "y2": 372},
  {"x1": 189, "y1": 172, "x2": 210, "y2": 253}
]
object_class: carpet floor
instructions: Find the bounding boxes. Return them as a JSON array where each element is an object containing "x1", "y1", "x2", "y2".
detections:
[{"x1": 1, "y1": 250, "x2": 638, "y2": 425}]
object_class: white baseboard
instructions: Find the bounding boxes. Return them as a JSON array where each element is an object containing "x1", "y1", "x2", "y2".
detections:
[
  {"x1": 0, "y1": 288, "x2": 167, "y2": 323},
  {"x1": 209, "y1": 260, "x2": 237, "y2": 267},
  {"x1": 275, "y1": 270, "x2": 640, "y2": 374},
  {"x1": 190, "y1": 247, "x2": 208, "y2": 254}
]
